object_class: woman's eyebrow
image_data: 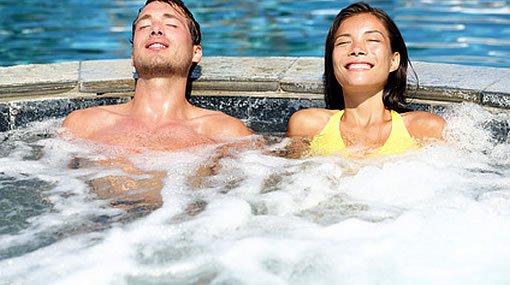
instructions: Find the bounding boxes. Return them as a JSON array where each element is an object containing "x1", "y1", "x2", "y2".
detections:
[
  {"x1": 334, "y1": 33, "x2": 353, "y2": 42},
  {"x1": 336, "y1": 33, "x2": 352, "y2": 38},
  {"x1": 365, "y1": 30, "x2": 385, "y2": 37}
]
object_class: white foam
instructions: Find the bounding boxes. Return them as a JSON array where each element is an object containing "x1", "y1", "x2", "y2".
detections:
[{"x1": 1, "y1": 104, "x2": 510, "y2": 284}]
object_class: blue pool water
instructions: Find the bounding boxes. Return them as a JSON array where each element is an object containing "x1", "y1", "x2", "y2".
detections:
[{"x1": 1, "y1": 0, "x2": 509, "y2": 68}]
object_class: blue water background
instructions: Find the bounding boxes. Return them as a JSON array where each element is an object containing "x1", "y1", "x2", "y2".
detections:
[{"x1": 1, "y1": 0, "x2": 509, "y2": 68}]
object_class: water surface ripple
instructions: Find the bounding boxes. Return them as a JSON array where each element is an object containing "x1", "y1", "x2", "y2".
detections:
[{"x1": 0, "y1": 0, "x2": 509, "y2": 68}]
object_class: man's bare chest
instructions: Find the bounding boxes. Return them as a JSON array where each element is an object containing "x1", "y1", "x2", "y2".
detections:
[{"x1": 90, "y1": 122, "x2": 215, "y2": 151}]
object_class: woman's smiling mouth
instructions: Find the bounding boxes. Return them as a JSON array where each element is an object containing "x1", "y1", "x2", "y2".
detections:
[{"x1": 345, "y1": 62, "x2": 374, "y2": 71}]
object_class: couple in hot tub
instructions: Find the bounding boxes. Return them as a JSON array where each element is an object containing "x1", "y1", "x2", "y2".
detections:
[{"x1": 63, "y1": 0, "x2": 445, "y2": 159}]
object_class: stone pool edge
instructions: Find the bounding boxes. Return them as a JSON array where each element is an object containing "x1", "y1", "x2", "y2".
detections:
[{"x1": 0, "y1": 56, "x2": 509, "y2": 132}]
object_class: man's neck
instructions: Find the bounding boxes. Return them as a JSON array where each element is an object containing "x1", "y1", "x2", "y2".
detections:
[{"x1": 129, "y1": 76, "x2": 194, "y2": 123}]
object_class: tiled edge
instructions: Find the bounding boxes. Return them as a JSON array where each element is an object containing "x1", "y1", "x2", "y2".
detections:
[
  {"x1": 409, "y1": 86, "x2": 480, "y2": 103},
  {"x1": 248, "y1": 96, "x2": 325, "y2": 132},
  {"x1": 79, "y1": 59, "x2": 135, "y2": 94},
  {"x1": 280, "y1": 57, "x2": 324, "y2": 94},
  {"x1": 482, "y1": 92, "x2": 510, "y2": 109},
  {"x1": 78, "y1": 56, "x2": 298, "y2": 94},
  {"x1": 190, "y1": 95, "x2": 251, "y2": 121},
  {"x1": 2, "y1": 57, "x2": 509, "y2": 103},
  {"x1": 406, "y1": 98, "x2": 453, "y2": 113},
  {"x1": 1, "y1": 57, "x2": 510, "y2": 132},
  {"x1": 410, "y1": 62, "x2": 509, "y2": 103},
  {"x1": 8, "y1": 96, "x2": 130, "y2": 130},
  {"x1": 0, "y1": 103, "x2": 9, "y2": 132},
  {"x1": 410, "y1": 62, "x2": 474, "y2": 102},
  {"x1": 191, "y1": 56, "x2": 298, "y2": 92},
  {"x1": 480, "y1": 68, "x2": 510, "y2": 109},
  {"x1": 191, "y1": 80, "x2": 280, "y2": 92},
  {"x1": 0, "y1": 62, "x2": 79, "y2": 97},
  {"x1": 194, "y1": 94, "x2": 326, "y2": 132}
]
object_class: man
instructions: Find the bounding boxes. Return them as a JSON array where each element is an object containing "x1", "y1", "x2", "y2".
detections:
[{"x1": 62, "y1": 0, "x2": 253, "y2": 151}]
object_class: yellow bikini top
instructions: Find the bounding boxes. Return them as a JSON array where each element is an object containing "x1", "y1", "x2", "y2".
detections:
[{"x1": 309, "y1": 110, "x2": 419, "y2": 157}]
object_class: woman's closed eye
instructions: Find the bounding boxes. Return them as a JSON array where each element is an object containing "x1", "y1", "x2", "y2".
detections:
[{"x1": 335, "y1": 39, "x2": 351, "y2": 46}]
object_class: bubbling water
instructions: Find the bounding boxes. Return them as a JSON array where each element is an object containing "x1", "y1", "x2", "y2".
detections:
[{"x1": 0, "y1": 103, "x2": 509, "y2": 285}]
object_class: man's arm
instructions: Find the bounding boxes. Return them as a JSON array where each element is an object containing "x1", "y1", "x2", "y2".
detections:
[
  {"x1": 61, "y1": 110, "x2": 82, "y2": 132},
  {"x1": 198, "y1": 112, "x2": 254, "y2": 140},
  {"x1": 61, "y1": 107, "x2": 110, "y2": 139},
  {"x1": 216, "y1": 115, "x2": 254, "y2": 138}
]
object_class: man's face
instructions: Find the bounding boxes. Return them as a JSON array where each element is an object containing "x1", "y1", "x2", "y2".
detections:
[{"x1": 132, "y1": 1, "x2": 202, "y2": 78}]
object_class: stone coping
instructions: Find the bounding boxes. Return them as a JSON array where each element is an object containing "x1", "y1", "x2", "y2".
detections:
[
  {"x1": 0, "y1": 56, "x2": 508, "y2": 107},
  {"x1": 0, "y1": 56, "x2": 509, "y2": 132}
]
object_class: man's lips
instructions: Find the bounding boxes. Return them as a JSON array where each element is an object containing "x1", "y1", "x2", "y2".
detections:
[
  {"x1": 345, "y1": 62, "x2": 374, "y2": 71},
  {"x1": 145, "y1": 41, "x2": 169, "y2": 50}
]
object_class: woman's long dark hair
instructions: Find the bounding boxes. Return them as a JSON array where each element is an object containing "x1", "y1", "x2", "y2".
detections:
[{"x1": 324, "y1": 2, "x2": 415, "y2": 111}]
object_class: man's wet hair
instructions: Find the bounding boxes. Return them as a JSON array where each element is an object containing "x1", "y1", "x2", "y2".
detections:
[{"x1": 131, "y1": 0, "x2": 201, "y2": 45}]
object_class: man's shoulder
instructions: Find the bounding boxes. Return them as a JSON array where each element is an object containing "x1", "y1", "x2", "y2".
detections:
[
  {"x1": 61, "y1": 105, "x2": 123, "y2": 138},
  {"x1": 193, "y1": 109, "x2": 253, "y2": 139}
]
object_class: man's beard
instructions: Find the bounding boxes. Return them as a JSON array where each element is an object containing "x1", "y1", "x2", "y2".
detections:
[{"x1": 133, "y1": 52, "x2": 192, "y2": 78}]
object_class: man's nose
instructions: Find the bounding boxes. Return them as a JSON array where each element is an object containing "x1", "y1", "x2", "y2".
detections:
[
  {"x1": 150, "y1": 24, "x2": 164, "y2": 36},
  {"x1": 151, "y1": 30, "x2": 163, "y2": 36}
]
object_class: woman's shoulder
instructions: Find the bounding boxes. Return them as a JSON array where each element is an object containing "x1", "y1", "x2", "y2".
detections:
[
  {"x1": 401, "y1": 110, "x2": 446, "y2": 140},
  {"x1": 287, "y1": 108, "x2": 338, "y2": 137}
]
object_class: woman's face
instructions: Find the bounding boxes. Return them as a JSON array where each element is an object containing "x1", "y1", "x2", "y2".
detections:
[{"x1": 332, "y1": 13, "x2": 400, "y2": 93}]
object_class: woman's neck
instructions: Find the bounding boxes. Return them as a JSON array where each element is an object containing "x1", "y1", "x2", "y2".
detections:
[{"x1": 342, "y1": 88, "x2": 388, "y2": 126}]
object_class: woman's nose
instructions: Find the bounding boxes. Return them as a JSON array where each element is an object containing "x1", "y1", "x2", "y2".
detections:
[{"x1": 350, "y1": 41, "x2": 366, "y2": 56}]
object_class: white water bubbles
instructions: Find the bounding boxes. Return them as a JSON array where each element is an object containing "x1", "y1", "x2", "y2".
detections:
[{"x1": 1, "y1": 102, "x2": 510, "y2": 284}]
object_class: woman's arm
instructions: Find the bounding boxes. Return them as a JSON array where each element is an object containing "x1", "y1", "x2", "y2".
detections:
[
  {"x1": 404, "y1": 111, "x2": 446, "y2": 140},
  {"x1": 287, "y1": 108, "x2": 332, "y2": 137}
]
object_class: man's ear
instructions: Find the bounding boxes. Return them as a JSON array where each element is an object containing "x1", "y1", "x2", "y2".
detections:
[
  {"x1": 131, "y1": 54, "x2": 138, "y2": 79},
  {"x1": 192, "y1": 45, "x2": 202, "y2": 64},
  {"x1": 390, "y1": 52, "x2": 400, "y2": 72}
]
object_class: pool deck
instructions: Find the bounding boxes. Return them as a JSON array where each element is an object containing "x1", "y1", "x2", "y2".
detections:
[{"x1": 0, "y1": 57, "x2": 509, "y2": 132}]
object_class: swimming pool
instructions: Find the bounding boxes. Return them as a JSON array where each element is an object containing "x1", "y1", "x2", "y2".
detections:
[
  {"x1": 1, "y1": 0, "x2": 509, "y2": 68},
  {"x1": 0, "y1": 103, "x2": 509, "y2": 284},
  {"x1": 1, "y1": 1, "x2": 510, "y2": 283}
]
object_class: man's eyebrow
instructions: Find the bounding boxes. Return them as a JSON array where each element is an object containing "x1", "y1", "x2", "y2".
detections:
[
  {"x1": 135, "y1": 14, "x2": 151, "y2": 26},
  {"x1": 135, "y1": 13, "x2": 183, "y2": 26}
]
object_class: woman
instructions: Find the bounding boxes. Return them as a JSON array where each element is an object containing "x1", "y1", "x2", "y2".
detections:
[{"x1": 287, "y1": 2, "x2": 445, "y2": 157}]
